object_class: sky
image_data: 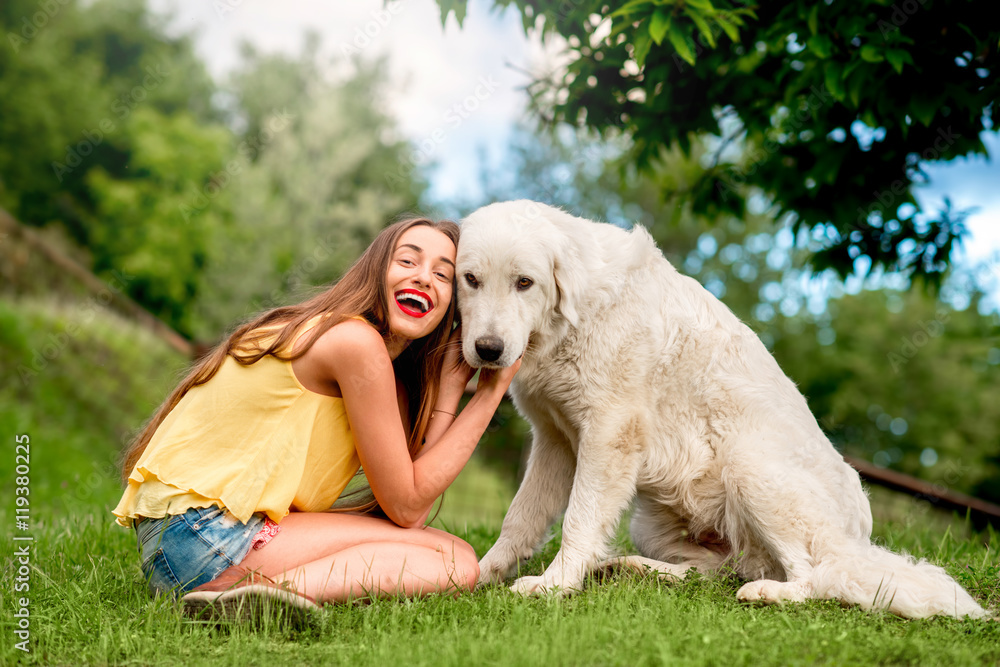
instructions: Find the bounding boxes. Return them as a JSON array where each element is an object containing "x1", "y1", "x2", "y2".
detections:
[{"x1": 151, "y1": 0, "x2": 1000, "y2": 285}]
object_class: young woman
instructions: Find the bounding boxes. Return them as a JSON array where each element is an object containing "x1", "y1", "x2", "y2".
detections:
[{"x1": 114, "y1": 217, "x2": 519, "y2": 616}]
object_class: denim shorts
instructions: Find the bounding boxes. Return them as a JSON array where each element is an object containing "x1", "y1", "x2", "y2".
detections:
[{"x1": 135, "y1": 505, "x2": 265, "y2": 596}]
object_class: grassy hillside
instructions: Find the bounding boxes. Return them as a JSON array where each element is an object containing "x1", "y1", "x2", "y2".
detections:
[{"x1": 0, "y1": 297, "x2": 187, "y2": 511}]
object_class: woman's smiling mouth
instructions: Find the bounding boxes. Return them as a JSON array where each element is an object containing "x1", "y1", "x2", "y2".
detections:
[{"x1": 394, "y1": 289, "x2": 434, "y2": 318}]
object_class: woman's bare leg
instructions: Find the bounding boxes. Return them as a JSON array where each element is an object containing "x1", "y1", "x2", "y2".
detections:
[
  {"x1": 232, "y1": 512, "x2": 479, "y2": 603},
  {"x1": 268, "y1": 541, "x2": 476, "y2": 602}
]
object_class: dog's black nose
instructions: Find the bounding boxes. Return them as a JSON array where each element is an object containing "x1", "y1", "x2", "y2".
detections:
[{"x1": 475, "y1": 336, "x2": 504, "y2": 362}]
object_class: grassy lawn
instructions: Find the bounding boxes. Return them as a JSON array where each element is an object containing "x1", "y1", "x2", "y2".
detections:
[
  {"x1": 1, "y1": 502, "x2": 997, "y2": 666},
  {"x1": 2, "y1": 297, "x2": 998, "y2": 666}
]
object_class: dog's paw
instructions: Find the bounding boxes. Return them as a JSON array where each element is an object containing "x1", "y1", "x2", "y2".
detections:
[
  {"x1": 510, "y1": 575, "x2": 577, "y2": 597},
  {"x1": 510, "y1": 575, "x2": 551, "y2": 596},
  {"x1": 476, "y1": 567, "x2": 508, "y2": 588},
  {"x1": 737, "y1": 579, "x2": 811, "y2": 605},
  {"x1": 477, "y1": 552, "x2": 516, "y2": 587}
]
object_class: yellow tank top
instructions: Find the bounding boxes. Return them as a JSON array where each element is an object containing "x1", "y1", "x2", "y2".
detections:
[{"x1": 113, "y1": 317, "x2": 361, "y2": 527}]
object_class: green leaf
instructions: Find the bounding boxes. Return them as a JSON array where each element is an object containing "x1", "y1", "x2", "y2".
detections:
[
  {"x1": 823, "y1": 61, "x2": 846, "y2": 102},
  {"x1": 632, "y1": 29, "x2": 653, "y2": 68},
  {"x1": 650, "y1": 9, "x2": 671, "y2": 46},
  {"x1": 685, "y1": 0, "x2": 717, "y2": 13},
  {"x1": 667, "y1": 20, "x2": 697, "y2": 65},
  {"x1": 859, "y1": 45, "x2": 884, "y2": 63},
  {"x1": 685, "y1": 7, "x2": 717, "y2": 49},
  {"x1": 911, "y1": 97, "x2": 937, "y2": 127},
  {"x1": 886, "y1": 50, "x2": 904, "y2": 74},
  {"x1": 808, "y1": 5, "x2": 820, "y2": 36},
  {"x1": 610, "y1": 0, "x2": 654, "y2": 19},
  {"x1": 715, "y1": 14, "x2": 741, "y2": 43},
  {"x1": 885, "y1": 49, "x2": 913, "y2": 74},
  {"x1": 843, "y1": 58, "x2": 864, "y2": 79},
  {"x1": 437, "y1": 0, "x2": 468, "y2": 27},
  {"x1": 727, "y1": 10, "x2": 749, "y2": 25},
  {"x1": 807, "y1": 34, "x2": 833, "y2": 59},
  {"x1": 847, "y1": 69, "x2": 867, "y2": 108}
]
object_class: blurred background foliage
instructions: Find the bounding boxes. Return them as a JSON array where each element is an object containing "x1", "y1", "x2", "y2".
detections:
[{"x1": 0, "y1": 0, "x2": 998, "y2": 526}]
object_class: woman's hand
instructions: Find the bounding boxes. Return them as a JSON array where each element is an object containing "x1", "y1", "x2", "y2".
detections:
[
  {"x1": 475, "y1": 357, "x2": 521, "y2": 400},
  {"x1": 439, "y1": 326, "x2": 476, "y2": 397}
]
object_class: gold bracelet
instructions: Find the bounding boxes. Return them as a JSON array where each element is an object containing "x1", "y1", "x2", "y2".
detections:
[{"x1": 432, "y1": 409, "x2": 457, "y2": 418}]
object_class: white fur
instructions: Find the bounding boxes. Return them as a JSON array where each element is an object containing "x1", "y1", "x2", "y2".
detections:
[{"x1": 456, "y1": 200, "x2": 987, "y2": 620}]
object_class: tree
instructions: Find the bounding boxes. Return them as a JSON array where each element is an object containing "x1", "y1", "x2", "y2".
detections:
[
  {"x1": 1, "y1": 0, "x2": 220, "y2": 237},
  {"x1": 1, "y1": 0, "x2": 230, "y2": 335},
  {"x1": 439, "y1": 0, "x2": 999, "y2": 284},
  {"x1": 84, "y1": 107, "x2": 232, "y2": 335}
]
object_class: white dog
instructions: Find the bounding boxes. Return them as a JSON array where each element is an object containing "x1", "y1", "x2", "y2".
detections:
[{"x1": 456, "y1": 200, "x2": 987, "y2": 619}]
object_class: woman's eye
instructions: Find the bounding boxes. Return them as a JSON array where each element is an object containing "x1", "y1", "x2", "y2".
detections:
[{"x1": 517, "y1": 277, "x2": 533, "y2": 291}]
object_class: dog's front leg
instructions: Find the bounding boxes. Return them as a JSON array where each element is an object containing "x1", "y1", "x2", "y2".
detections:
[
  {"x1": 511, "y1": 421, "x2": 642, "y2": 596},
  {"x1": 478, "y1": 424, "x2": 576, "y2": 585}
]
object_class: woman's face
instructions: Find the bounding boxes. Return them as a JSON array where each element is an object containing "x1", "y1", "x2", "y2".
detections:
[{"x1": 385, "y1": 225, "x2": 456, "y2": 345}]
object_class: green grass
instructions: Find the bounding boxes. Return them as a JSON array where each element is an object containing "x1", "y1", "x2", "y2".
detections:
[
  {"x1": 2, "y1": 296, "x2": 999, "y2": 666},
  {"x1": 1, "y1": 509, "x2": 998, "y2": 666}
]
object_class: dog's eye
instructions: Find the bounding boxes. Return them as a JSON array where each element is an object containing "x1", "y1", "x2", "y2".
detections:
[
  {"x1": 465, "y1": 273, "x2": 479, "y2": 289},
  {"x1": 516, "y1": 277, "x2": 533, "y2": 291}
]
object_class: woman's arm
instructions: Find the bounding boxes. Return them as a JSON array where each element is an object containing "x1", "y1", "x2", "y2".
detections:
[
  {"x1": 420, "y1": 326, "x2": 475, "y2": 449},
  {"x1": 311, "y1": 320, "x2": 518, "y2": 528}
]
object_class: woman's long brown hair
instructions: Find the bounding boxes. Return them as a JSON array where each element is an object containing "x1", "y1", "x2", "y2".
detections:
[{"x1": 120, "y1": 217, "x2": 461, "y2": 513}]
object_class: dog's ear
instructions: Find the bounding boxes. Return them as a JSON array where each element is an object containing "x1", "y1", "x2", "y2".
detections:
[{"x1": 553, "y1": 248, "x2": 588, "y2": 327}]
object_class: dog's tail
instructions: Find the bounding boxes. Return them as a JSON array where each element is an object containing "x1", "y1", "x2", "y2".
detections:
[{"x1": 809, "y1": 542, "x2": 988, "y2": 619}]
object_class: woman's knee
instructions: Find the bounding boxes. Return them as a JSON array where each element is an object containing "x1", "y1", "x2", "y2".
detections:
[
  {"x1": 449, "y1": 542, "x2": 480, "y2": 591},
  {"x1": 423, "y1": 527, "x2": 476, "y2": 554},
  {"x1": 452, "y1": 540, "x2": 481, "y2": 590},
  {"x1": 463, "y1": 551, "x2": 480, "y2": 590}
]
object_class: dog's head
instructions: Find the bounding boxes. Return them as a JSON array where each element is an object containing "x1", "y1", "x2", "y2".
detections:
[{"x1": 456, "y1": 200, "x2": 589, "y2": 369}]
